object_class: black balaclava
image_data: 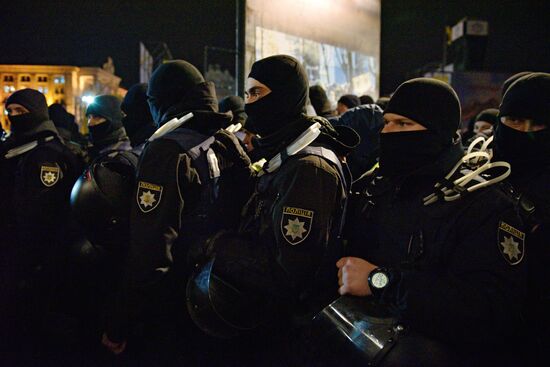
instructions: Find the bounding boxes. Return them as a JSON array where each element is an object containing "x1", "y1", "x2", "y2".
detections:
[
  {"x1": 338, "y1": 94, "x2": 361, "y2": 109},
  {"x1": 501, "y1": 71, "x2": 533, "y2": 97},
  {"x1": 219, "y1": 95, "x2": 247, "y2": 126},
  {"x1": 495, "y1": 72, "x2": 550, "y2": 175},
  {"x1": 6, "y1": 88, "x2": 50, "y2": 135},
  {"x1": 86, "y1": 95, "x2": 126, "y2": 148},
  {"x1": 147, "y1": 60, "x2": 218, "y2": 126},
  {"x1": 121, "y1": 83, "x2": 156, "y2": 146},
  {"x1": 380, "y1": 78, "x2": 461, "y2": 177},
  {"x1": 244, "y1": 55, "x2": 308, "y2": 137},
  {"x1": 309, "y1": 85, "x2": 333, "y2": 117}
]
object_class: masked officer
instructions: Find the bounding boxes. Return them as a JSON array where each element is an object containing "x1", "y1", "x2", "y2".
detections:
[
  {"x1": 121, "y1": 83, "x2": 156, "y2": 152},
  {"x1": 102, "y1": 60, "x2": 249, "y2": 363},
  {"x1": 0, "y1": 88, "x2": 80, "y2": 364},
  {"x1": 68, "y1": 97, "x2": 142, "y2": 360},
  {"x1": 494, "y1": 72, "x2": 550, "y2": 364},
  {"x1": 187, "y1": 55, "x2": 359, "y2": 365},
  {"x1": 338, "y1": 78, "x2": 528, "y2": 365},
  {"x1": 86, "y1": 94, "x2": 131, "y2": 159}
]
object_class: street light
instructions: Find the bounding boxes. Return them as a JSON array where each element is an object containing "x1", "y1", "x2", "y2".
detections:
[{"x1": 82, "y1": 95, "x2": 95, "y2": 104}]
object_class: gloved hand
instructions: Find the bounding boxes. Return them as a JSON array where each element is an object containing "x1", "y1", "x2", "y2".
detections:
[{"x1": 210, "y1": 129, "x2": 251, "y2": 171}]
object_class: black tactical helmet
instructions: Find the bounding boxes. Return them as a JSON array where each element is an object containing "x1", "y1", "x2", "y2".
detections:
[
  {"x1": 186, "y1": 258, "x2": 265, "y2": 339},
  {"x1": 70, "y1": 154, "x2": 137, "y2": 247}
]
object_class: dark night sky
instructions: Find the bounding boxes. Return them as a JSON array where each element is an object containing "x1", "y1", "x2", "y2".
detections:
[
  {"x1": 1, "y1": 0, "x2": 549, "y2": 93},
  {"x1": 0, "y1": 0, "x2": 236, "y2": 88}
]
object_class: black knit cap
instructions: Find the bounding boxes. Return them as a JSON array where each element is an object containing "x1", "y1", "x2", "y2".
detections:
[
  {"x1": 475, "y1": 108, "x2": 499, "y2": 125},
  {"x1": 5, "y1": 88, "x2": 49, "y2": 121},
  {"x1": 338, "y1": 94, "x2": 360, "y2": 109},
  {"x1": 501, "y1": 71, "x2": 533, "y2": 97},
  {"x1": 384, "y1": 78, "x2": 461, "y2": 143},
  {"x1": 147, "y1": 60, "x2": 204, "y2": 101},
  {"x1": 499, "y1": 72, "x2": 550, "y2": 126},
  {"x1": 86, "y1": 95, "x2": 124, "y2": 127}
]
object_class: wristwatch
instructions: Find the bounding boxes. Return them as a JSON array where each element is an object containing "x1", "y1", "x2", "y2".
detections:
[{"x1": 368, "y1": 267, "x2": 390, "y2": 296}]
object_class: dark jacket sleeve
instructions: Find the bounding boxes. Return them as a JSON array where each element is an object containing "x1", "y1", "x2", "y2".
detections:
[
  {"x1": 381, "y1": 196, "x2": 527, "y2": 346},
  {"x1": 270, "y1": 156, "x2": 342, "y2": 299}
]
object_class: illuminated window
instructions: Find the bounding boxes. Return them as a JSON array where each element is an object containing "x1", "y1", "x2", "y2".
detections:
[
  {"x1": 53, "y1": 76, "x2": 65, "y2": 84},
  {"x1": 38, "y1": 86, "x2": 49, "y2": 94}
]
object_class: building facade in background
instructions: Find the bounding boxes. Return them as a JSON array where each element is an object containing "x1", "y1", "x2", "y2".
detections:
[
  {"x1": 246, "y1": 0, "x2": 381, "y2": 106},
  {"x1": 0, "y1": 63, "x2": 124, "y2": 133}
]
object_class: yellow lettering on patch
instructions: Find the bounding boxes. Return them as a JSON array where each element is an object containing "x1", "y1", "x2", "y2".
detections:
[
  {"x1": 499, "y1": 221, "x2": 525, "y2": 240},
  {"x1": 283, "y1": 206, "x2": 313, "y2": 218},
  {"x1": 139, "y1": 181, "x2": 162, "y2": 191}
]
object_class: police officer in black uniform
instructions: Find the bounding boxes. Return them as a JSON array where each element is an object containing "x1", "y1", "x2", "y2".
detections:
[
  {"x1": 102, "y1": 60, "x2": 248, "y2": 364},
  {"x1": 338, "y1": 78, "x2": 528, "y2": 366},
  {"x1": 65, "y1": 94, "x2": 142, "y2": 363},
  {"x1": 86, "y1": 94, "x2": 132, "y2": 159},
  {"x1": 49, "y1": 103, "x2": 89, "y2": 166},
  {"x1": 188, "y1": 55, "x2": 359, "y2": 365},
  {"x1": 494, "y1": 72, "x2": 550, "y2": 365},
  {"x1": 121, "y1": 83, "x2": 156, "y2": 152},
  {"x1": 0, "y1": 88, "x2": 80, "y2": 364}
]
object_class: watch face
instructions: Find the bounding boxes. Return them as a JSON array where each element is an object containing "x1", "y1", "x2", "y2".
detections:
[{"x1": 371, "y1": 272, "x2": 389, "y2": 289}]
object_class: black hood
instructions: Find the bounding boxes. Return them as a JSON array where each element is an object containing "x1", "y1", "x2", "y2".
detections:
[
  {"x1": 244, "y1": 55, "x2": 308, "y2": 137},
  {"x1": 121, "y1": 83, "x2": 156, "y2": 146},
  {"x1": 147, "y1": 60, "x2": 219, "y2": 126}
]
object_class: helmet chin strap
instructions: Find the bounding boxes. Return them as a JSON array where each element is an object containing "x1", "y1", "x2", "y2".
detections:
[{"x1": 423, "y1": 135, "x2": 511, "y2": 205}]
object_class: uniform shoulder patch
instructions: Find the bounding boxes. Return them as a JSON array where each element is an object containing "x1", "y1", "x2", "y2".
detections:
[
  {"x1": 497, "y1": 221, "x2": 525, "y2": 265},
  {"x1": 40, "y1": 164, "x2": 61, "y2": 187},
  {"x1": 137, "y1": 181, "x2": 163, "y2": 213},
  {"x1": 280, "y1": 206, "x2": 314, "y2": 245}
]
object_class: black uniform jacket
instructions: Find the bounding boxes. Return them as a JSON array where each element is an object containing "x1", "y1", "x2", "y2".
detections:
[
  {"x1": 106, "y1": 110, "x2": 234, "y2": 340},
  {"x1": 0, "y1": 121, "x2": 80, "y2": 324},
  {"x1": 346, "y1": 143, "x2": 528, "y2": 350}
]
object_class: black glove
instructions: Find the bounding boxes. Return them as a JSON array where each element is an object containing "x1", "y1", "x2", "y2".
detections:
[{"x1": 210, "y1": 129, "x2": 251, "y2": 171}]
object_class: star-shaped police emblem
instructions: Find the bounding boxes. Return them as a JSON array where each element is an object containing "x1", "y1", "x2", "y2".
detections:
[
  {"x1": 139, "y1": 190, "x2": 157, "y2": 208},
  {"x1": 284, "y1": 217, "x2": 307, "y2": 241},
  {"x1": 43, "y1": 172, "x2": 57, "y2": 184},
  {"x1": 500, "y1": 235, "x2": 521, "y2": 261}
]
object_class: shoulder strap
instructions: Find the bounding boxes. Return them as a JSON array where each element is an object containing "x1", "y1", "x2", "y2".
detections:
[
  {"x1": 187, "y1": 136, "x2": 220, "y2": 179},
  {"x1": 3, "y1": 135, "x2": 55, "y2": 159}
]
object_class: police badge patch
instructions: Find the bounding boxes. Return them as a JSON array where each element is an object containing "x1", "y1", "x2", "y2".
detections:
[
  {"x1": 497, "y1": 221, "x2": 525, "y2": 265},
  {"x1": 40, "y1": 165, "x2": 60, "y2": 187},
  {"x1": 281, "y1": 206, "x2": 314, "y2": 245},
  {"x1": 137, "y1": 181, "x2": 163, "y2": 213}
]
